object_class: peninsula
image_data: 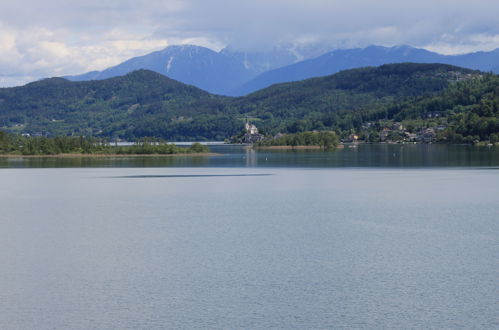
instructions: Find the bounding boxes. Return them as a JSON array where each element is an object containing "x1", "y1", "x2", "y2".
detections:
[{"x1": 0, "y1": 132, "x2": 214, "y2": 157}]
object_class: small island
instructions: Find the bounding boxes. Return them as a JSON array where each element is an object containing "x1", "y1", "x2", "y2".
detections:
[{"x1": 0, "y1": 131, "x2": 214, "y2": 157}]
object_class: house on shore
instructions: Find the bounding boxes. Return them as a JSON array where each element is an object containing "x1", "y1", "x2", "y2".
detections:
[{"x1": 417, "y1": 128, "x2": 436, "y2": 143}]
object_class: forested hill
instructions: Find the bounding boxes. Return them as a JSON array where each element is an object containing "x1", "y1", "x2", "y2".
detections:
[
  {"x1": 0, "y1": 63, "x2": 496, "y2": 141},
  {"x1": 229, "y1": 63, "x2": 482, "y2": 132},
  {"x1": 0, "y1": 70, "x2": 230, "y2": 139}
]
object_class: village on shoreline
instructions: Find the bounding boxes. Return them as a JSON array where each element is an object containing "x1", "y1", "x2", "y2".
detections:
[{"x1": 231, "y1": 121, "x2": 498, "y2": 147}]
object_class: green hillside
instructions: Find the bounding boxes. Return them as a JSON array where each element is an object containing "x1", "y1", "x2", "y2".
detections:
[
  {"x1": 1, "y1": 63, "x2": 497, "y2": 142},
  {"x1": 386, "y1": 74, "x2": 499, "y2": 142},
  {"x1": 231, "y1": 63, "x2": 481, "y2": 133},
  {"x1": 0, "y1": 70, "x2": 237, "y2": 140}
]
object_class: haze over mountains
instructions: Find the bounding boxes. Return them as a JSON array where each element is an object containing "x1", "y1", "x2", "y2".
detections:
[
  {"x1": 234, "y1": 45, "x2": 499, "y2": 95},
  {"x1": 65, "y1": 44, "x2": 499, "y2": 96},
  {"x1": 66, "y1": 45, "x2": 323, "y2": 95}
]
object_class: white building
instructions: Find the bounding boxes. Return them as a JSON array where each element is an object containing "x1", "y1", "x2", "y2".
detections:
[{"x1": 245, "y1": 122, "x2": 259, "y2": 135}]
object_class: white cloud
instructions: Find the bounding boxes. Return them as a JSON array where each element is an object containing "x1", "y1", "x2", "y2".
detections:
[
  {"x1": 2, "y1": 0, "x2": 499, "y2": 86},
  {"x1": 425, "y1": 33, "x2": 499, "y2": 55},
  {"x1": 0, "y1": 76, "x2": 39, "y2": 88},
  {"x1": 0, "y1": 22, "x2": 175, "y2": 84}
]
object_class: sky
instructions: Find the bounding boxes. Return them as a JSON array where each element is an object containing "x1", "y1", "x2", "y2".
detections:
[{"x1": 1, "y1": 0, "x2": 499, "y2": 87}]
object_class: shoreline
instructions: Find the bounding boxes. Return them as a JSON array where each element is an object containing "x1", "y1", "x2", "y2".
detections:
[{"x1": 0, "y1": 152, "x2": 221, "y2": 158}]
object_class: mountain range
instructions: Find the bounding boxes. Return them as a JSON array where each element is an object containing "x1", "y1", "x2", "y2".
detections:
[
  {"x1": 234, "y1": 45, "x2": 499, "y2": 95},
  {"x1": 65, "y1": 45, "x2": 319, "y2": 95},
  {"x1": 65, "y1": 44, "x2": 499, "y2": 96}
]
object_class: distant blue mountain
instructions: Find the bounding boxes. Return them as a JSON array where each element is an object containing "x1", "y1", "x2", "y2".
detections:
[
  {"x1": 66, "y1": 45, "x2": 311, "y2": 95},
  {"x1": 231, "y1": 45, "x2": 499, "y2": 95},
  {"x1": 66, "y1": 44, "x2": 499, "y2": 96},
  {"x1": 66, "y1": 45, "x2": 252, "y2": 95}
]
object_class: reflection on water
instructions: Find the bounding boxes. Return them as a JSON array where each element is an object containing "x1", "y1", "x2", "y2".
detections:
[
  {"x1": 1, "y1": 144, "x2": 499, "y2": 168},
  {"x1": 244, "y1": 147, "x2": 259, "y2": 167},
  {"x1": 0, "y1": 154, "x2": 212, "y2": 168}
]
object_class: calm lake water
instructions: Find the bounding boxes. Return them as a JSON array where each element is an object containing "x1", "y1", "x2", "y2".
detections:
[
  {"x1": 0, "y1": 145, "x2": 498, "y2": 329},
  {"x1": 1, "y1": 143, "x2": 499, "y2": 168}
]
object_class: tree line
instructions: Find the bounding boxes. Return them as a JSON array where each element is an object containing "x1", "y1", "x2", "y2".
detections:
[
  {"x1": 256, "y1": 131, "x2": 339, "y2": 150},
  {"x1": 0, "y1": 132, "x2": 209, "y2": 155}
]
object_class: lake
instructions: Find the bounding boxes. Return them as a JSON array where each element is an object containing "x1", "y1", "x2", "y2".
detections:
[
  {"x1": 0, "y1": 144, "x2": 498, "y2": 329},
  {"x1": 1, "y1": 143, "x2": 499, "y2": 168}
]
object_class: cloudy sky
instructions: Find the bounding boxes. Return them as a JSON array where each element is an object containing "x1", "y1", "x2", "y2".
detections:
[{"x1": 1, "y1": 0, "x2": 499, "y2": 87}]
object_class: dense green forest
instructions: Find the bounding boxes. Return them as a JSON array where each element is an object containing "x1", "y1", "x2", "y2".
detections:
[
  {"x1": 0, "y1": 131, "x2": 209, "y2": 155},
  {"x1": 0, "y1": 63, "x2": 498, "y2": 142},
  {"x1": 230, "y1": 63, "x2": 483, "y2": 134},
  {"x1": 255, "y1": 131, "x2": 339, "y2": 150},
  {"x1": 0, "y1": 70, "x2": 235, "y2": 140}
]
